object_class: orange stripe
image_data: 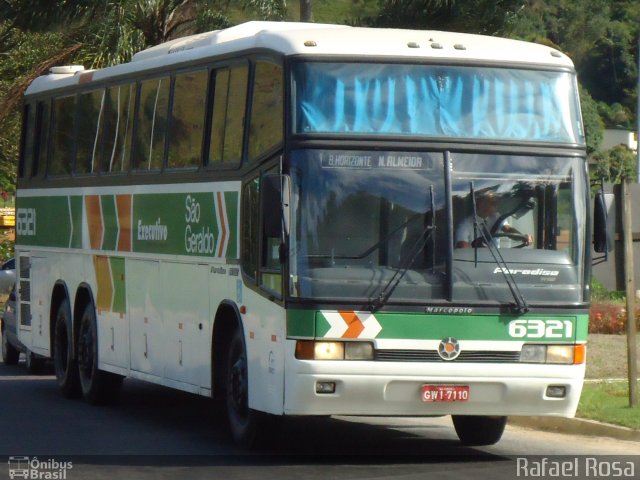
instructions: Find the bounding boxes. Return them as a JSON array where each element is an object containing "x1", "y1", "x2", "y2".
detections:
[
  {"x1": 339, "y1": 311, "x2": 364, "y2": 338},
  {"x1": 116, "y1": 194, "x2": 132, "y2": 251},
  {"x1": 216, "y1": 192, "x2": 227, "y2": 257},
  {"x1": 85, "y1": 195, "x2": 103, "y2": 250}
]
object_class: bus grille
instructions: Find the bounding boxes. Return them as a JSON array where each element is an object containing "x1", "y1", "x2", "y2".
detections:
[{"x1": 375, "y1": 349, "x2": 521, "y2": 363}]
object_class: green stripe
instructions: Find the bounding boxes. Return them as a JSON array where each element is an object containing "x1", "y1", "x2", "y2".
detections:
[
  {"x1": 287, "y1": 310, "x2": 587, "y2": 342},
  {"x1": 224, "y1": 191, "x2": 239, "y2": 259},
  {"x1": 69, "y1": 196, "x2": 83, "y2": 248},
  {"x1": 109, "y1": 257, "x2": 126, "y2": 314},
  {"x1": 287, "y1": 309, "x2": 316, "y2": 337},
  {"x1": 101, "y1": 195, "x2": 118, "y2": 251},
  {"x1": 16, "y1": 196, "x2": 71, "y2": 247}
]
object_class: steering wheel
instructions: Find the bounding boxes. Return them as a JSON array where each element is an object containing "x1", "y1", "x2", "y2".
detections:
[{"x1": 491, "y1": 232, "x2": 530, "y2": 248}]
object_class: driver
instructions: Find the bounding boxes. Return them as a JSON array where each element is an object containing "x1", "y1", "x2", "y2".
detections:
[{"x1": 455, "y1": 192, "x2": 532, "y2": 248}]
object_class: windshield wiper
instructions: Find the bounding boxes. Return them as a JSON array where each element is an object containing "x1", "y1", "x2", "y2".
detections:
[
  {"x1": 370, "y1": 186, "x2": 436, "y2": 312},
  {"x1": 469, "y1": 183, "x2": 529, "y2": 314}
]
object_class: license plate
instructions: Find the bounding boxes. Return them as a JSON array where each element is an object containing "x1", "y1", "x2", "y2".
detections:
[{"x1": 421, "y1": 385, "x2": 469, "y2": 402}]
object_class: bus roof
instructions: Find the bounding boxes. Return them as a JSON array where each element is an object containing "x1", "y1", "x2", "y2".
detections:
[{"x1": 25, "y1": 21, "x2": 574, "y2": 96}]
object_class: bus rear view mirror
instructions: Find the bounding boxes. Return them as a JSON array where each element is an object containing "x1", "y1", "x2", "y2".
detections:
[
  {"x1": 262, "y1": 174, "x2": 290, "y2": 238},
  {"x1": 593, "y1": 191, "x2": 614, "y2": 253}
]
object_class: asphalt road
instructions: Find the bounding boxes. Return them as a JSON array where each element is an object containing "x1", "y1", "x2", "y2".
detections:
[{"x1": 1, "y1": 357, "x2": 638, "y2": 480}]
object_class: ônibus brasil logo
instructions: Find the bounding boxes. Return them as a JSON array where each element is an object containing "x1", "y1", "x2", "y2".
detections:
[{"x1": 8, "y1": 456, "x2": 72, "y2": 479}]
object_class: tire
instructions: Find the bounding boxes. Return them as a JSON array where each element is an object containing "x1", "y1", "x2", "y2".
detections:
[
  {"x1": 77, "y1": 303, "x2": 123, "y2": 405},
  {"x1": 2, "y1": 327, "x2": 20, "y2": 365},
  {"x1": 224, "y1": 328, "x2": 266, "y2": 448},
  {"x1": 53, "y1": 299, "x2": 81, "y2": 398},
  {"x1": 25, "y1": 350, "x2": 45, "y2": 374},
  {"x1": 451, "y1": 415, "x2": 507, "y2": 446}
]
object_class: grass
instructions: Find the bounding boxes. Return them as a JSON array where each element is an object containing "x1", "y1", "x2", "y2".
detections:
[
  {"x1": 578, "y1": 333, "x2": 640, "y2": 429},
  {"x1": 577, "y1": 381, "x2": 640, "y2": 430}
]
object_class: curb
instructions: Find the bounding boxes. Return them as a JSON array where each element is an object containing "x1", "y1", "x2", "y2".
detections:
[{"x1": 508, "y1": 416, "x2": 640, "y2": 442}]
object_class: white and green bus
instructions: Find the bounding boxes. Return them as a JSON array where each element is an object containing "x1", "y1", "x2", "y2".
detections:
[{"x1": 15, "y1": 21, "x2": 605, "y2": 447}]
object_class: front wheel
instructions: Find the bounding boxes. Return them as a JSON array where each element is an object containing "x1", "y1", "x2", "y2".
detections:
[
  {"x1": 224, "y1": 328, "x2": 267, "y2": 448},
  {"x1": 451, "y1": 415, "x2": 507, "y2": 446},
  {"x1": 77, "y1": 303, "x2": 123, "y2": 404}
]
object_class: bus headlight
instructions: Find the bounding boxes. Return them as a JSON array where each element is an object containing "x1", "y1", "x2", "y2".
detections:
[
  {"x1": 546, "y1": 345, "x2": 574, "y2": 364},
  {"x1": 520, "y1": 344, "x2": 586, "y2": 365},
  {"x1": 520, "y1": 344, "x2": 546, "y2": 363},
  {"x1": 295, "y1": 341, "x2": 374, "y2": 360}
]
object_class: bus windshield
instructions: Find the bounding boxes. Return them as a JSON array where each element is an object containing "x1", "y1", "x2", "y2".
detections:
[
  {"x1": 293, "y1": 62, "x2": 583, "y2": 144},
  {"x1": 288, "y1": 150, "x2": 587, "y2": 306}
]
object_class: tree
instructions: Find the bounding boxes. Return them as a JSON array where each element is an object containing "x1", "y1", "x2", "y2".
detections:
[{"x1": 591, "y1": 145, "x2": 637, "y2": 184}]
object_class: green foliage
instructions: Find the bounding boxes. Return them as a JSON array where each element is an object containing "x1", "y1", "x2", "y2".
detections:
[
  {"x1": 0, "y1": 22, "x2": 67, "y2": 193},
  {"x1": 0, "y1": 237, "x2": 14, "y2": 262},
  {"x1": 591, "y1": 144, "x2": 637, "y2": 184},
  {"x1": 579, "y1": 85, "x2": 605, "y2": 155}
]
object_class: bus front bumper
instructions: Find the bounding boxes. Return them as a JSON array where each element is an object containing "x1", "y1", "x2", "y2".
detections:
[{"x1": 283, "y1": 354, "x2": 585, "y2": 418}]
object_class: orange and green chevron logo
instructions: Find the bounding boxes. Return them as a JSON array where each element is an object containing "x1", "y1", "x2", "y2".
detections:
[{"x1": 94, "y1": 256, "x2": 126, "y2": 314}]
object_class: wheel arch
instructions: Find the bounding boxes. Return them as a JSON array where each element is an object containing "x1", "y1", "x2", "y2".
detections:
[{"x1": 211, "y1": 300, "x2": 243, "y2": 398}]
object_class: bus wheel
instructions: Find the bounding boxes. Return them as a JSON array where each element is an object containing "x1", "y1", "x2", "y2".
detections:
[
  {"x1": 77, "y1": 303, "x2": 123, "y2": 405},
  {"x1": 451, "y1": 415, "x2": 507, "y2": 446},
  {"x1": 53, "y1": 299, "x2": 81, "y2": 398},
  {"x1": 25, "y1": 351, "x2": 45, "y2": 374},
  {"x1": 224, "y1": 328, "x2": 263, "y2": 447},
  {"x1": 1, "y1": 327, "x2": 20, "y2": 365}
]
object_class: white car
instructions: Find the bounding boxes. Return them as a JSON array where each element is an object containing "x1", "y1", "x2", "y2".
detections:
[{"x1": 0, "y1": 258, "x2": 15, "y2": 294}]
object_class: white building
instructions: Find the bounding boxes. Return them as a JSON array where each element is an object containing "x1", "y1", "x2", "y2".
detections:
[{"x1": 602, "y1": 128, "x2": 638, "y2": 152}]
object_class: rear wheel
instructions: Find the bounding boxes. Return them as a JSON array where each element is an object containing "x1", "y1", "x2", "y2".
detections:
[
  {"x1": 77, "y1": 303, "x2": 123, "y2": 404},
  {"x1": 451, "y1": 415, "x2": 507, "y2": 446},
  {"x1": 25, "y1": 350, "x2": 45, "y2": 374},
  {"x1": 53, "y1": 299, "x2": 81, "y2": 398},
  {"x1": 1, "y1": 327, "x2": 19, "y2": 365}
]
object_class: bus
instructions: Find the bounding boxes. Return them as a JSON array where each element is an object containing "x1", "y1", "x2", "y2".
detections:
[{"x1": 15, "y1": 21, "x2": 606, "y2": 447}]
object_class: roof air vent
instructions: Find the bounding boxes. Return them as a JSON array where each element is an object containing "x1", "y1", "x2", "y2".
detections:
[{"x1": 50, "y1": 65, "x2": 85, "y2": 75}]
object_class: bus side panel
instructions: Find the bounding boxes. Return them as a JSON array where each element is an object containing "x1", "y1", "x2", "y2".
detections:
[
  {"x1": 241, "y1": 289, "x2": 286, "y2": 415},
  {"x1": 92, "y1": 255, "x2": 130, "y2": 371},
  {"x1": 161, "y1": 261, "x2": 210, "y2": 387},
  {"x1": 128, "y1": 259, "x2": 163, "y2": 379}
]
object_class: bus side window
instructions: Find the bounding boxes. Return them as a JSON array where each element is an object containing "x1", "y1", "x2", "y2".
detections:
[
  {"x1": 50, "y1": 95, "x2": 75, "y2": 176},
  {"x1": 134, "y1": 77, "x2": 170, "y2": 171},
  {"x1": 248, "y1": 61, "x2": 283, "y2": 163},
  {"x1": 32, "y1": 100, "x2": 50, "y2": 178},
  {"x1": 168, "y1": 69, "x2": 208, "y2": 169},
  {"x1": 76, "y1": 89, "x2": 105, "y2": 175},
  {"x1": 209, "y1": 64, "x2": 248, "y2": 168},
  {"x1": 19, "y1": 103, "x2": 35, "y2": 179},
  {"x1": 241, "y1": 176, "x2": 260, "y2": 280},
  {"x1": 103, "y1": 84, "x2": 135, "y2": 173}
]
